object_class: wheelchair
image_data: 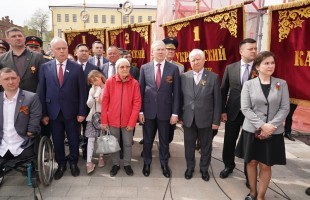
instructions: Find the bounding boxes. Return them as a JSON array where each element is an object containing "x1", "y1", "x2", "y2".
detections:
[{"x1": 0, "y1": 136, "x2": 54, "y2": 199}]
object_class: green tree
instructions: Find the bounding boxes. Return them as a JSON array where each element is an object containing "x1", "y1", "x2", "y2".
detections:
[{"x1": 26, "y1": 9, "x2": 49, "y2": 38}]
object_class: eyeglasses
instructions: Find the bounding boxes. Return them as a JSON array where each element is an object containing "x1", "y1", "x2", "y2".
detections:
[{"x1": 119, "y1": 65, "x2": 130, "y2": 69}]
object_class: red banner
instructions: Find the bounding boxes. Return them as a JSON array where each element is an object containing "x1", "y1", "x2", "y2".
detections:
[
  {"x1": 162, "y1": 4, "x2": 245, "y2": 80},
  {"x1": 269, "y1": 0, "x2": 310, "y2": 105},
  {"x1": 107, "y1": 23, "x2": 152, "y2": 68},
  {"x1": 64, "y1": 28, "x2": 106, "y2": 58}
]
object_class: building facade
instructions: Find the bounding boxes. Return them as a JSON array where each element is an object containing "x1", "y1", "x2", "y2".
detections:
[{"x1": 49, "y1": 3, "x2": 157, "y2": 38}]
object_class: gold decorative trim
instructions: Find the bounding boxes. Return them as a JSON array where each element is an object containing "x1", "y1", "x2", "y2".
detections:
[
  {"x1": 204, "y1": 9, "x2": 238, "y2": 38},
  {"x1": 161, "y1": 3, "x2": 243, "y2": 27},
  {"x1": 166, "y1": 22, "x2": 190, "y2": 37},
  {"x1": 277, "y1": 6, "x2": 310, "y2": 42},
  {"x1": 65, "y1": 32, "x2": 81, "y2": 46},
  {"x1": 131, "y1": 25, "x2": 149, "y2": 44},
  {"x1": 290, "y1": 98, "x2": 310, "y2": 107},
  {"x1": 268, "y1": 0, "x2": 310, "y2": 11},
  {"x1": 109, "y1": 29, "x2": 123, "y2": 45},
  {"x1": 88, "y1": 30, "x2": 105, "y2": 43}
]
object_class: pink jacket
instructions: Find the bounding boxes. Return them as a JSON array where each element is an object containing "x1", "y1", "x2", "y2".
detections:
[{"x1": 101, "y1": 74, "x2": 141, "y2": 128}]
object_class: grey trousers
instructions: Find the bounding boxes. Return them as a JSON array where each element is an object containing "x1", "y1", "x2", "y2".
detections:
[{"x1": 109, "y1": 126, "x2": 133, "y2": 166}]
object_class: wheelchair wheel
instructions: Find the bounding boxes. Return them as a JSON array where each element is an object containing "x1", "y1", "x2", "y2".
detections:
[{"x1": 37, "y1": 136, "x2": 54, "y2": 186}]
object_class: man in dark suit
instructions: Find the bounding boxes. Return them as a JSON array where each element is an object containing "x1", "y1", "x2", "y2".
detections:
[
  {"x1": 100, "y1": 46, "x2": 120, "y2": 79},
  {"x1": 180, "y1": 49, "x2": 221, "y2": 181},
  {"x1": 75, "y1": 43, "x2": 98, "y2": 159},
  {"x1": 139, "y1": 40, "x2": 180, "y2": 178},
  {"x1": 0, "y1": 27, "x2": 44, "y2": 93},
  {"x1": 220, "y1": 38, "x2": 257, "y2": 183},
  {"x1": 39, "y1": 37, "x2": 87, "y2": 180},
  {"x1": 88, "y1": 41, "x2": 108, "y2": 68},
  {"x1": 0, "y1": 68, "x2": 41, "y2": 176}
]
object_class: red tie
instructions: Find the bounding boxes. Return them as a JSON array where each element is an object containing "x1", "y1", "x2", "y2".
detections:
[
  {"x1": 97, "y1": 56, "x2": 101, "y2": 67},
  {"x1": 58, "y1": 63, "x2": 63, "y2": 85},
  {"x1": 156, "y1": 63, "x2": 161, "y2": 88}
]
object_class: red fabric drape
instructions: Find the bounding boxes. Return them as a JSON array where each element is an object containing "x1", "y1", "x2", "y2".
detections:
[
  {"x1": 269, "y1": 1, "x2": 310, "y2": 102},
  {"x1": 163, "y1": 4, "x2": 244, "y2": 81},
  {"x1": 107, "y1": 24, "x2": 152, "y2": 68}
]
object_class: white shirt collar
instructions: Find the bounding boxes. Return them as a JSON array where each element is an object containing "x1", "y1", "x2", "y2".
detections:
[
  {"x1": 241, "y1": 60, "x2": 254, "y2": 67},
  {"x1": 193, "y1": 68, "x2": 204, "y2": 76},
  {"x1": 56, "y1": 59, "x2": 68, "y2": 66},
  {"x1": 3, "y1": 88, "x2": 19, "y2": 102}
]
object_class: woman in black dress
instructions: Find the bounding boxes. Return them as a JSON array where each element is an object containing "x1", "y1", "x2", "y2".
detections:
[{"x1": 236, "y1": 51, "x2": 290, "y2": 200}]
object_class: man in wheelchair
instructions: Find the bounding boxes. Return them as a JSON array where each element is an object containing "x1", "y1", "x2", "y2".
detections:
[{"x1": 0, "y1": 67, "x2": 42, "y2": 180}]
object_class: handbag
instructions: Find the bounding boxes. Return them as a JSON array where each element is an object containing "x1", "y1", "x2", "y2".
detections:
[
  {"x1": 91, "y1": 102, "x2": 101, "y2": 130},
  {"x1": 85, "y1": 121, "x2": 100, "y2": 138},
  {"x1": 96, "y1": 129, "x2": 121, "y2": 154}
]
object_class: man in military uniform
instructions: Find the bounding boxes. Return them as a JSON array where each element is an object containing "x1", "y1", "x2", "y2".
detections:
[
  {"x1": 0, "y1": 39, "x2": 10, "y2": 55},
  {"x1": 163, "y1": 37, "x2": 184, "y2": 74},
  {"x1": 25, "y1": 36, "x2": 53, "y2": 62}
]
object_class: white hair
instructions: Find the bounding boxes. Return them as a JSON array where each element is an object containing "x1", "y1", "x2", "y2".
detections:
[
  {"x1": 115, "y1": 58, "x2": 130, "y2": 70},
  {"x1": 189, "y1": 49, "x2": 205, "y2": 60},
  {"x1": 151, "y1": 40, "x2": 166, "y2": 50},
  {"x1": 50, "y1": 37, "x2": 67, "y2": 48}
]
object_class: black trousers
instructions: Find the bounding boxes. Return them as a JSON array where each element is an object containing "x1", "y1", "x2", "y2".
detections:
[
  {"x1": 284, "y1": 103, "x2": 297, "y2": 135},
  {"x1": 0, "y1": 145, "x2": 34, "y2": 171},
  {"x1": 222, "y1": 111, "x2": 244, "y2": 169}
]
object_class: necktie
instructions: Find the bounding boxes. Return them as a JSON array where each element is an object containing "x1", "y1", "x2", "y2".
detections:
[
  {"x1": 97, "y1": 56, "x2": 101, "y2": 67},
  {"x1": 194, "y1": 72, "x2": 200, "y2": 85},
  {"x1": 156, "y1": 63, "x2": 161, "y2": 88},
  {"x1": 242, "y1": 64, "x2": 250, "y2": 85},
  {"x1": 58, "y1": 63, "x2": 63, "y2": 85},
  {"x1": 111, "y1": 63, "x2": 116, "y2": 76}
]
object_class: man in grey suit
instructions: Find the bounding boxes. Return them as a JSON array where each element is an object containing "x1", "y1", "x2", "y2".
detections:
[
  {"x1": 0, "y1": 27, "x2": 44, "y2": 93},
  {"x1": 220, "y1": 38, "x2": 257, "y2": 183},
  {"x1": 180, "y1": 49, "x2": 221, "y2": 181},
  {"x1": 139, "y1": 40, "x2": 180, "y2": 178},
  {"x1": 0, "y1": 68, "x2": 41, "y2": 175},
  {"x1": 88, "y1": 41, "x2": 108, "y2": 69},
  {"x1": 100, "y1": 46, "x2": 120, "y2": 79}
]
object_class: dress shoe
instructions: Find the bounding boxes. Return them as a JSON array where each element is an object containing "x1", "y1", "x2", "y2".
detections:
[
  {"x1": 219, "y1": 167, "x2": 233, "y2": 179},
  {"x1": 140, "y1": 151, "x2": 144, "y2": 157},
  {"x1": 70, "y1": 163, "x2": 80, "y2": 177},
  {"x1": 110, "y1": 165, "x2": 120, "y2": 177},
  {"x1": 139, "y1": 139, "x2": 144, "y2": 144},
  {"x1": 184, "y1": 169, "x2": 194, "y2": 180},
  {"x1": 54, "y1": 165, "x2": 66, "y2": 180},
  {"x1": 245, "y1": 193, "x2": 256, "y2": 200},
  {"x1": 124, "y1": 165, "x2": 134, "y2": 176},
  {"x1": 284, "y1": 134, "x2": 295, "y2": 141},
  {"x1": 86, "y1": 162, "x2": 95, "y2": 174},
  {"x1": 306, "y1": 187, "x2": 310, "y2": 196},
  {"x1": 201, "y1": 171, "x2": 210, "y2": 181},
  {"x1": 161, "y1": 165, "x2": 171, "y2": 178},
  {"x1": 142, "y1": 164, "x2": 150, "y2": 177}
]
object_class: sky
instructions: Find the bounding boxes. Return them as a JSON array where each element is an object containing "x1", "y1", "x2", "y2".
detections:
[
  {"x1": 0, "y1": 0, "x2": 157, "y2": 27},
  {"x1": 1, "y1": 0, "x2": 284, "y2": 28}
]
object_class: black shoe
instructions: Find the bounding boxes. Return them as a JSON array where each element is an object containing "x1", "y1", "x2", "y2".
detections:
[
  {"x1": 284, "y1": 134, "x2": 295, "y2": 141},
  {"x1": 54, "y1": 165, "x2": 66, "y2": 180},
  {"x1": 184, "y1": 169, "x2": 194, "y2": 180},
  {"x1": 219, "y1": 167, "x2": 233, "y2": 179},
  {"x1": 161, "y1": 165, "x2": 171, "y2": 178},
  {"x1": 139, "y1": 139, "x2": 144, "y2": 144},
  {"x1": 110, "y1": 165, "x2": 120, "y2": 177},
  {"x1": 140, "y1": 151, "x2": 144, "y2": 157},
  {"x1": 306, "y1": 187, "x2": 310, "y2": 196},
  {"x1": 124, "y1": 165, "x2": 134, "y2": 176},
  {"x1": 201, "y1": 170, "x2": 210, "y2": 181},
  {"x1": 142, "y1": 164, "x2": 150, "y2": 177},
  {"x1": 245, "y1": 193, "x2": 256, "y2": 200},
  {"x1": 70, "y1": 164, "x2": 80, "y2": 177}
]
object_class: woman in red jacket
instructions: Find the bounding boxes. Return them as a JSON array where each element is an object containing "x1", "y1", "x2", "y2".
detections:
[{"x1": 101, "y1": 58, "x2": 141, "y2": 177}]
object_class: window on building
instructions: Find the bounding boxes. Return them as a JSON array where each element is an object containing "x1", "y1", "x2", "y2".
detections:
[
  {"x1": 58, "y1": 29, "x2": 62, "y2": 38},
  {"x1": 65, "y1": 14, "x2": 69, "y2": 22},
  {"x1": 130, "y1": 16, "x2": 134, "y2": 24},
  {"x1": 111, "y1": 15, "x2": 115, "y2": 24},
  {"x1": 94, "y1": 15, "x2": 98, "y2": 23},
  {"x1": 122, "y1": 15, "x2": 128, "y2": 24},
  {"x1": 148, "y1": 16, "x2": 152, "y2": 21},
  {"x1": 138, "y1": 16, "x2": 142, "y2": 23},
  {"x1": 72, "y1": 14, "x2": 77, "y2": 22},
  {"x1": 57, "y1": 14, "x2": 61, "y2": 22},
  {"x1": 102, "y1": 15, "x2": 106, "y2": 23}
]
